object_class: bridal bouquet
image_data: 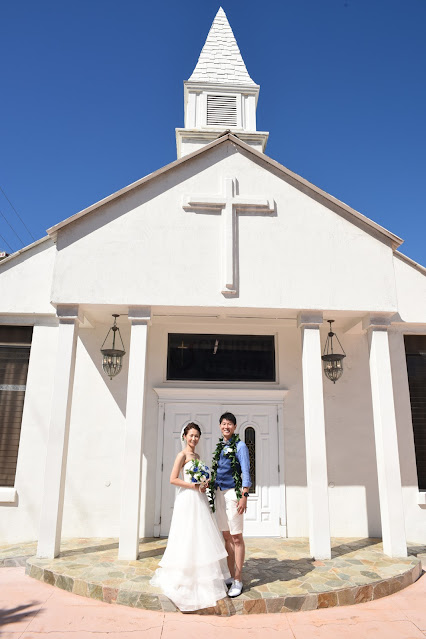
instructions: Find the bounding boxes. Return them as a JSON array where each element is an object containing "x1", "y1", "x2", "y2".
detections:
[{"x1": 186, "y1": 459, "x2": 210, "y2": 485}]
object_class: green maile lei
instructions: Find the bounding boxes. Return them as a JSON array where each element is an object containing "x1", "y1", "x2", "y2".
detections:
[{"x1": 208, "y1": 434, "x2": 242, "y2": 512}]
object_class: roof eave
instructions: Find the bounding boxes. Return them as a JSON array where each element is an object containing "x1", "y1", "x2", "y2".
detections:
[
  {"x1": 226, "y1": 134, "x2": 403, "y2": 251},
  {"x1": 47, "y1": 131, "x2": 403, "y2": 251},
  {"x1": 46, "y1": 133, "x2": 231, "y2": 238},
  {"x1": 0, "y1": 235, "x2": 52, "y2": 268},
  {"x1": 394, "y1": 250, "x2": 426, "y2": 275}
]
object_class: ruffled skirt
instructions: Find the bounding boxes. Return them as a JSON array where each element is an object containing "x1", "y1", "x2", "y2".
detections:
[{"x1": 150, "y1": 487, "x2": 230, "y2": 611}]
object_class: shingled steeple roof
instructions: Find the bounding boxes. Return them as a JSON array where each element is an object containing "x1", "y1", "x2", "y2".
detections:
[{"x1": 188, "y1": 7, "x2": 257, "y2": 86}]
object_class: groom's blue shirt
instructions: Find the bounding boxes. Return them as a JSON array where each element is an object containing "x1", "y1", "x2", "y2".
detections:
[{"x1": 215, "y1": 439, "x2": 252, "y2": 490}]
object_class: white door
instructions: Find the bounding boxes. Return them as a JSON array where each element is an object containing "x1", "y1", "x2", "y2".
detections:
[
  {"x1": 159, "y1": 402, "x2": 280, "y2": 537},
  {"x1": 159, "y1": 402, "x2": 219, "y2": 536},
  {"x1": 226, "y1": 404, "x2": 280, "y2": 536}
]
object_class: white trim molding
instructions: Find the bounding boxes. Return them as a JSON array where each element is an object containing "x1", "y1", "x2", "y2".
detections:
[
  {"x1": 153, "y1": 387, "x2": 288, "y2": 404},
  {"x1": 0, "y1": 487, "x2": 17, "y2": 503},
  {"x1": 417, "y1": 492, "x2": 426, "y2": 506}
]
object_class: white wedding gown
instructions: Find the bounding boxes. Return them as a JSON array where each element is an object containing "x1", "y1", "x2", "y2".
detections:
[{"x1": 150, "y1": 461, "x2": 230, "y2": 611}]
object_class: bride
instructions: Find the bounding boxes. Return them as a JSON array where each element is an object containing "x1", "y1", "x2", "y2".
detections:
[{"x1": 150, "y1": 423, "x2": 230, "y2": 611}]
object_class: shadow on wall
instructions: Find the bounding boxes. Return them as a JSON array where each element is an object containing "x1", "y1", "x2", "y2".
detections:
[
  {"x1": 285, "y1": 332, "x2": 382, "y2": 537},
  {"x1": 58, "y1": 324, "x2": 130, "y2": 538},
  {"x1": 323, "y1": 333, "x2": 381, "y2": 537},
  {"x1": 78, "y1": 325, "x2": 129, "y2": 418}
]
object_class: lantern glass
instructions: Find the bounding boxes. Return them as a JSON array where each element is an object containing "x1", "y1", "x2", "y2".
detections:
[
  {"x1": 321, "y1": 320, "x2": 346, "y2": 383},
  {"x1": 100, "y1": 314, "x2": 126, "y2": 380},
  {"x1": 101, "y1": 348, "x2": 124, "y2": 379},
  {"x1": 321, "y1": 353, "x2": 345, "y2": 383}
]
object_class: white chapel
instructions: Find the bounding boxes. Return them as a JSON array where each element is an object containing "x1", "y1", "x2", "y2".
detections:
[{"x1": 1, "y1": 8, "x2": 426, "y2": 561}]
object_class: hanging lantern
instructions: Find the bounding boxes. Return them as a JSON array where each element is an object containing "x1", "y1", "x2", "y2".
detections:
[
  {"x1": 101, "y1": 314, "x2": 126, "y2": 380},
  {"x1": 321, "y1": 320, "x2": 346, "y2": 383}
]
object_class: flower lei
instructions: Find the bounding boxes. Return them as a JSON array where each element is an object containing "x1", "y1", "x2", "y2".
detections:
[{"x1": 208, "y1": 434, "x2": 242, "y2": 512}]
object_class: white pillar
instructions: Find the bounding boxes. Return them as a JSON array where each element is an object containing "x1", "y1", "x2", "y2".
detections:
[
  {"x1": 37, "y1": 306, "x2": 81, "y2": 558},
  {"x1": 118, "y1": 307, "x2": 151, "y2": 560},
  {"x1": 364, "y1": 314, "x2": 407, "y2": 557},
  {"x1": 298, "y1": 312, "x2": 331, "y2": 560}
]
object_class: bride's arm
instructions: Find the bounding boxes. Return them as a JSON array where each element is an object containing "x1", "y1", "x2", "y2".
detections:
[{"x1": 170, "y1": 452, "x2": 200, "y2": 490}]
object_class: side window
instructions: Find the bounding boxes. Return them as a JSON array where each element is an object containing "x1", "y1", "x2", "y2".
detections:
[
  {"x1": 0, "y1": 326, "x2": 32, "y2": 487},
  {"x1": 404, "y1": 335, "x2": 426, "y2": 490}
]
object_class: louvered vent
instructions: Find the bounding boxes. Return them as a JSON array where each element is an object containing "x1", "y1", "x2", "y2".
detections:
[{"x1": 207, "y1": 95, "x2": 237, "y2": 127}]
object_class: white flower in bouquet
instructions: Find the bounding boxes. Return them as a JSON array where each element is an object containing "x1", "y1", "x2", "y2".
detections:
[{"x1": 186, "y1": 459, "x2": 210, "y2": 485}]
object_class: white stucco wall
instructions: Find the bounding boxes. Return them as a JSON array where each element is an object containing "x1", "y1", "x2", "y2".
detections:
[
  {"x1": 3, "y1": 144, "x2": 426, "y2": 546},
  {"x1": 60, "y1": 323, "x2": 130, "y2": 538},
  {"x1": 2, "y1": 321, "x2": 129, "y2": 542},
  {"x1": 0, "y1": 323, "x2": 58, "y2": 543},
  {"x1": 3, "y1": 315, "x2": 426, "y2": 544},
  {"x1": 394, "y1": 254, "x2": 426, "y2": 324},
  {"x1": 137, "y1": 320, "x2": 384, "y2": 539},
  {"x1": 51, "y1": 143, "x2": 397, "y2": 313},
  {"x1": 0, "y1": 239, "x2": 56, "y2": 315}
]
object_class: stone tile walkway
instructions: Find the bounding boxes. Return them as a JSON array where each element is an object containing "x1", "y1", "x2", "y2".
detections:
[
  {"x1": 1, "y1": 537, "x2": 423, "y2": 616},
  {"x1": 3, "y1": 566, "x2": 426, "y2": 639}
]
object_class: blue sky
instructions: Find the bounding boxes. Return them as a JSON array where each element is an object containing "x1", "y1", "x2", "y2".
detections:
[{"x1": 1, "y1": 1, "x2": 425, "y2": 263}]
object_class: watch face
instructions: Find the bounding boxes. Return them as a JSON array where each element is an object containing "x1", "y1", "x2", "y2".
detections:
[{"x1": 243, "y1": 492, "x2": 249, "y2": 497}]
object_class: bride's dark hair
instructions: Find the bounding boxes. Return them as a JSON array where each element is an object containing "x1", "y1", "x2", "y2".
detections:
[{"x1": 183, "y1": 422, "x2": 201, "y2": 438}]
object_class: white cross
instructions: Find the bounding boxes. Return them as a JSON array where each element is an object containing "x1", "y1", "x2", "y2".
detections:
[{"x1": 183, "y1": 177, "x2": 274, "y2": 296}]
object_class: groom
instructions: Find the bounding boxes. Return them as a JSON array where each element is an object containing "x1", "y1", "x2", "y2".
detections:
[{"x1": 212, "y1": 412, "x2": 251, "y2": 598}]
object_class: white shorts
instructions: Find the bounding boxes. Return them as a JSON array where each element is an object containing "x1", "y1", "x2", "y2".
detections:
[{"x1": 215, "y1": 488, "x2": 244, "y2": 536}]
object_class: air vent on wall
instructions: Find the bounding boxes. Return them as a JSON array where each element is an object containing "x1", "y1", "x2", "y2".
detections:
[{"x1": 207, "y1": 94, "x2": 237, "y2": 127}]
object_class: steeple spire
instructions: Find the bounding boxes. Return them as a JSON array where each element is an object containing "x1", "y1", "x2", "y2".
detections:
[
  {"x1": 175, "y1": 7, "x2": 269, "y2": 158},
  {"x1": 188, "y1": 7, "x2": 256, "y2": 87}
]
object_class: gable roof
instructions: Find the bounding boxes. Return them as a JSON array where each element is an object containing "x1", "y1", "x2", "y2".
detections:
[
  {"x1": 46, "y1": 132, "x2": 403, "y2": 251},
  {"x1": 188, "y1": 7, "x2": 257, "y2": 87},
  {"x1": 0, "y1": 235, "x2": 52, "y2": 269}
]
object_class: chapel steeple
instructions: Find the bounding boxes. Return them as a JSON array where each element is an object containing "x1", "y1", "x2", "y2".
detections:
[{"x1": 176, "y1": 7, "x2": 269, "y2": 158}]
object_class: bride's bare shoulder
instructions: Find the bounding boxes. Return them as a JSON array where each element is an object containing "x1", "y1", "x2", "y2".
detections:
[{"x1": 171, "y1": 451, "x2": 186, "y2": 467}]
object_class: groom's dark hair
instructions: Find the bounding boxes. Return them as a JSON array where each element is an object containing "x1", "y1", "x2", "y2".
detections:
[{"x1": 219, "y1": 412, "x2": 236, "y2": 425}]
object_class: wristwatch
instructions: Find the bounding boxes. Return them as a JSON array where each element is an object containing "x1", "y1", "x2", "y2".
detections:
[{"x1": 243, "y1": 491, "x2": 249, "y2": 498}]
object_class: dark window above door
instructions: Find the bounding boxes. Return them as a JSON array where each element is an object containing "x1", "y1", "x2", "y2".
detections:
[{"x1": 167, "y1": 333, "x2": 276, "y2": 382}]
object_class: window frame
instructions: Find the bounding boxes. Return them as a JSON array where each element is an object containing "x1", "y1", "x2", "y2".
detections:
[{"x1": 166, "y1": 332, "x2": 277, "y2": 383}]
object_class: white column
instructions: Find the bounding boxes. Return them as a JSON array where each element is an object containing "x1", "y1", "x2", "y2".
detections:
[
  {"x1": 37, "y1": 306, "x2": 81, "y2": 558},
  {"x1": 118, "y1": 307, "x2": 151, "y2": 560},
  {"x1": 298, "y1": 312, "x2": 331, "y2": 560},
  {"x1": 364, "y1": 314, "x2": 407, "y2": 557}
]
